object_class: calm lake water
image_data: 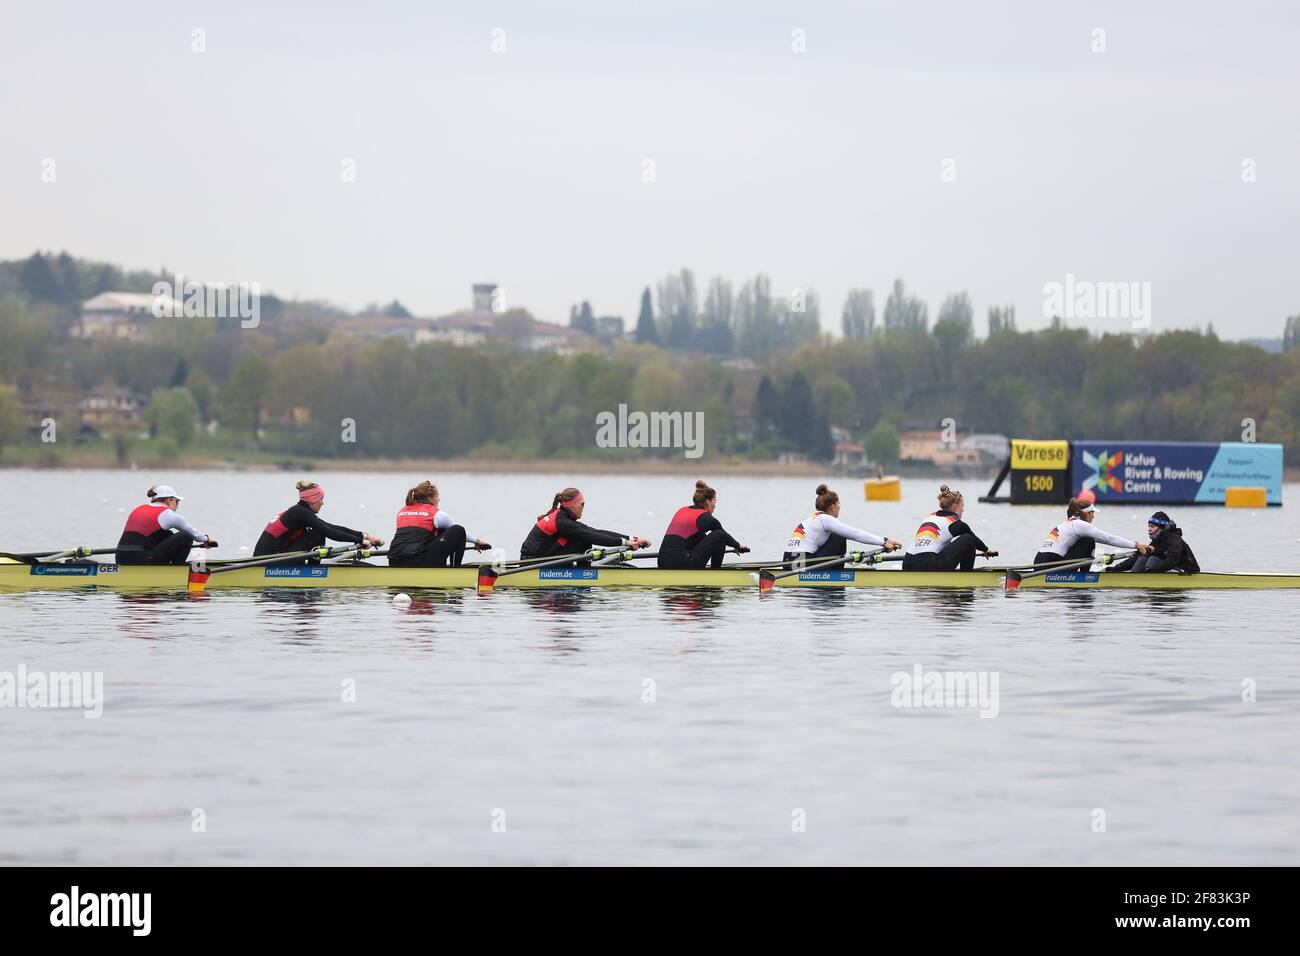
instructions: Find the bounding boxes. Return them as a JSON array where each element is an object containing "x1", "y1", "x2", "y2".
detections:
[{"x1": 2, "y1": 469, "x2": 1297, "y2": 865}]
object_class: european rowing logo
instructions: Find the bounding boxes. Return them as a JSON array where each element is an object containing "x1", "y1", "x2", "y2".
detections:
[{"x1": 1081, "y1": 449, "x2": 1123, "y2": 495}]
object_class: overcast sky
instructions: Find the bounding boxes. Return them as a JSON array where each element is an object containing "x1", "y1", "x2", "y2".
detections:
[{"x1": 2, "y1": 1, "x2": 1297, "y2": 338}]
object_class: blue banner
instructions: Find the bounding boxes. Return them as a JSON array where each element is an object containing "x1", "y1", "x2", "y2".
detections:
[{"x1": 1071, "y1": 441, "x2": 1283, "y2": 504}]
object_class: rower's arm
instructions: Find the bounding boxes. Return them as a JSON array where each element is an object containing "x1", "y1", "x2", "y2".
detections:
[
  {"x1": 1080, "y1": 523, "x2": 1136, "y2": 550},
  {"x1": 697, "y1": 512, "x2": 740, "y2": 549},
  {"x1": 434, "y1": 510, "x2": 478, "y2": 545},
  {"x1": 158, "y1": 508, "x2": 209, "y2": 544},
  {"x1": 948, "y1": 519, "x2": 989, "y2": 552},
  {"x1": 557, "y1": 513, "x2": 626, "y2": 548},
  {"x1": 308, "y1": 515, "x2": 366, "y2": 545},
  {"x1": 820, "y1": 515, "x2": 885, "y2": 548}
]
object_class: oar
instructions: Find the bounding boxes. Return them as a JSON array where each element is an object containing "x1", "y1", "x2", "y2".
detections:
[
  {"x1": 1004, "y1": 551, "x2": 1136, "y2": 591},
  {"x1": 0, "y1": 546, "x2": 126, "y2": 564},
  {"x1": 187, "y1": 545, "x2": 359, "y2": 592},
  {"x1": 591, "y1": 547, "x2": 748, "y2": 567},
  {"x1": 477, "y1": 546, "x2": 631, "y2": 591},
  {"x1": 758, "y1": 549, "x2": 884, "y2": 592}
]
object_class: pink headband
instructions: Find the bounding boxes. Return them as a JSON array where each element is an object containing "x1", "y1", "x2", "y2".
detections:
[{"x1": 299, "y1": 485, "x2": 325, "y2": 506}]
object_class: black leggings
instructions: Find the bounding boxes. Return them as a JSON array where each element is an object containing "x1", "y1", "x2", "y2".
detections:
[
  {"x1": 116, "y1": 532, "x2": 198, "y2": 566},
  {"x1": 658, "y1": 529, "x2": 730, "y2": 569},
  {"x1": 902, "y1": 534, "x2": 980, "y2": 571},
  {"x1": 388, "y1": 525, "x2": 470, "y2": 567}
]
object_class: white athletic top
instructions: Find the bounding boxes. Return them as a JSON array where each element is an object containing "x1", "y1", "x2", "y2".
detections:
[
  {"x1": 156, "y1": 505, "x2": 209, "y2": 544},
  {"x1": 1038, "y1": 516, "x2": 1134, "y2": 556},
  {"x1": 785, "y1": 511, "x2": 885, "y2": 555},
  {"x1": 905, "y1": 512, "x2": 958, "y2": 556}
]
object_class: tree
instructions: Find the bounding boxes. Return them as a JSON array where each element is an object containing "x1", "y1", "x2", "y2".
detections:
[
  {"x1": 932, "y1": 317, "x2": 973, "y2": 377},
  {"x1": 0, "y1": 382, "x2": 25, "y2": 458},
  {"x1": 380, "y1": 300, "x2": 411, "y2": 318},
  {"x1": 882, "y1": 278, "x2": 928, "y2": 333},
  {"x1": 570, "y1": 301, "x2": 596, "y2": 334},
  {"x1": 169, "y1": 357, "x2": 190, "y2": 387},
  {"x1": 735, "y1": 274, "x2": 777, "y2": 357},
  {"x1": 1285, "y1": 315, "x2": 1300, "y2": 353},
  {"x1": 753, "y1": 375, "x2": 780, "y2": 440},
  {"x1": 18, "y1": 253, "x2": 61, "y2": 303},
  {"x1": 634, "y1": 287, "x2": 659, "y2": 345},
  {"x1": 220, "y1": 351, "x2": 271, "y2": 443},
  {"x1": 936, "y1": 291, "x2": 974, "y2": 329},
  {"x1": 657, "y1": 268, "x2": 698, "y2": 348},
  {"x1": 841, "y1": 288, "x2": 875, "y2": 340},
  {"x1": 146, "y1": 387, "x2": 200, "y2": 448},
  {"x1": 814, "y1": 373, "x2": 856, "y2": 428},
  {"x1": 779, "y1": 372, "x2": 832, "y2": 458},
  {"x1": 698, "y1": 276, "x2": 735, "y2": 354},
  {"x1": 988, "y1": 304, "x2": 1017, "y2": 336},
  {"x1": 862, "y1": 419, "x2": 900, "y2": 466},
  {"x1": 184, "y1": 367, "x2": 216, "y2": 420}
]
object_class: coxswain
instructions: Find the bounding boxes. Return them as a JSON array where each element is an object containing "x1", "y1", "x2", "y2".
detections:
[
  {"x1": 901, "y1": 485, "x2": 998, "y2": 571},
  {"x1": 1109, "y1": 511, "x2": 1199, "y2": 573},
  {"x1": 388, "y1": 480, "x2": 491, "y2": 567},
  {"x1": 520, "y1": 487, "x2": 650, "y2": 560},
  {"x1": 115, "y1": 485, "x2": 218, "y2": 565},
  {"x1": 657, "y1": 480, "x2": 749, "y2": 569},
  {"x1": 1032, "y1": 497, "x2": 1150, "y2": 567},
  {"x1": 254, "y1": 480, "x2": 384, "y2": 560},
  {"x1": 783, "y1": 484, "x2": 901, "y2": 562}
]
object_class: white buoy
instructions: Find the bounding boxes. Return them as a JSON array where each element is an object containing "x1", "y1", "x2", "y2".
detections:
[
  {"x1": 747, "y1": 572, "x2": 760, "y2": 583},
  {"x1": 392, "y1": 592, "x2": 412, "y2": 606}
]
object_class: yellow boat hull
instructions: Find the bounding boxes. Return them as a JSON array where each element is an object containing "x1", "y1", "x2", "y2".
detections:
[{"x1": 1, "y1": 562, "x2": 1298, "y2": 591}]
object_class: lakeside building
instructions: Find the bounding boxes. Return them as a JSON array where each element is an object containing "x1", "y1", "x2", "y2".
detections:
[
  {"x1": 75, "y1": 292, "x2": 182, "y2": 340},
  {"x1": 24, "y1": 386, "x2": 146, "y2": 440},
  {"x1": 899, "y1": 429, "x2": 1009, "y2": 470}
]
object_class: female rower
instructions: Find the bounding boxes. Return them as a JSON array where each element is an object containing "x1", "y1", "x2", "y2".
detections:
[
  {"x1": 388, "y1": 480, "x2": 491, "y2": 567},
  {"x1": 1109, "y1": 511, "x2": 1199, "y2": 573},
  {"x1": 658, "y1": 480, "x2": 749, "y2": 569},
  {"x1": 1032, "y1": 497, "x2": 1151, "y2": 567},
  {"x1": 116, "y1": 485, "x2": 218, "y2": 565},
  {"x1": 783, "y1": 484, "x2": 901, "y2": 562},
  {"x1": 520, "y1": 487, "x2": 650, "y2": 560},
  {"x1": 254, "y1": 480, "x2": 384, "y2": 560},
  {"x1": 901, "y1": 485, "x2": 997, "y2": 571}
]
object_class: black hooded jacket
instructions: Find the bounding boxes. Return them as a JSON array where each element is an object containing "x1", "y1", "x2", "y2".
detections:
[{"x1": 1113, "y1": 524, "x2": 1200, "y2": 573}]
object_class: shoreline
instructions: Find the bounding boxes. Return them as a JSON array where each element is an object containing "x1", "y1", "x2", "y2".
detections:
[{"x1": 0, "y1": 454, "x2": 836, "y2": 477}]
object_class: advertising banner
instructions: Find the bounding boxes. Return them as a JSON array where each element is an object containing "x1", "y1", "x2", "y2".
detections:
[{"x1": 1070, "y1": 441, "x2": 1283, "y2": 504}]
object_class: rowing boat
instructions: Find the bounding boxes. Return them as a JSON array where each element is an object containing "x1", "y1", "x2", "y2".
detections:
[{"x1": 2, "y1": 561, "x2": 1298, "y2": 591}]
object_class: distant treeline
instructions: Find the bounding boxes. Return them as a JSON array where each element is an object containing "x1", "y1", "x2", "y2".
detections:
[{"x1": 1, "y1": 253, "x2": 1299, "y2": 463}]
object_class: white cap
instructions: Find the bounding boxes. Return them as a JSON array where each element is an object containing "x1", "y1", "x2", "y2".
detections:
[
  {"x1": 1079, "y1": 502, "x2": 1097, "y2": 513},
  {"x1": 151, "y1": 485, "x2": 183, "y2": 501}
]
